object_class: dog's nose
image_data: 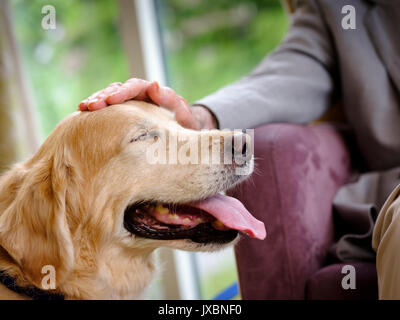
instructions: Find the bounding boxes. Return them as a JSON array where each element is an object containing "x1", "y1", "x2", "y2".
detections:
[
  {"x1": 231, "y1": 132, "x2": 252, "y2": 162},
  {"x1": 232, "y1": 133, "x2": 247, "y2": 157}
]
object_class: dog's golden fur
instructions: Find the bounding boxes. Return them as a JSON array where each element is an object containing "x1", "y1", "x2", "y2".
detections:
[{"x1": 0, "y1": 101, "x2": 250, "y2": 299}]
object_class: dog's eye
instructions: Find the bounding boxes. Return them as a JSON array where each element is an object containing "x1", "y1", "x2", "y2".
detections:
[
  {"x1": 130, "y1": 133, "x2": 148, "y2": 143},
  {"x1": 130, "y1": 131, "x2": 160, "y2": 143}
]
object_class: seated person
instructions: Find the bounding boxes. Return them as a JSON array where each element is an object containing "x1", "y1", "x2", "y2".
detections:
[{"x1": 79, "y1": 0, "x2": 400, "y2": 299}]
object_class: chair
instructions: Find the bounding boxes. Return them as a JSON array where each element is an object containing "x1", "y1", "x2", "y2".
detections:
[{"x1": 228, "y1": 123, "x2": 378, "y2": 299}]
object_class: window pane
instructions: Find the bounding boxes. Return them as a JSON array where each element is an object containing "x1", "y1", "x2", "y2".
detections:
[
  {"x1": 157, "y1": 0, "x2": 288, "y2": 103},
  {"x1": 11, "y1": 0, "x2": 130, "y2": 139},
  {"x1": 157, "y1": 0, "x2": 288, "y2": 299}
]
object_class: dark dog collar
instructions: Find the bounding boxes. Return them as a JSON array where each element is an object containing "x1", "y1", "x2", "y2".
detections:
[{"x1": 0, "y1": 270, "x2": 64, "y2": 300}]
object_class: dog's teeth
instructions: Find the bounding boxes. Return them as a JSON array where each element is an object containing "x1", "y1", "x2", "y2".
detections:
[
  {"x1": 212, "y1": 220, "x2": 224, "y2": 228},
  {"x1": 155, "y1": 204, "x2": 169, "y2": 214},
  {"x1": 196, "y1": 218, "x2": 203, "y2": 223},
  {"x1": 183, "y1": 218, "x2": 191, "y2": 223},
  {"x1": 169, "y1": 214, "x2": 179, "y2": 219}
]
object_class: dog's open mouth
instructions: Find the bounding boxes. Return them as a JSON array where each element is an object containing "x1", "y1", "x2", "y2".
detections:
[{"x1": 124, "y1": 194, "x2": 266, "y2": 244}]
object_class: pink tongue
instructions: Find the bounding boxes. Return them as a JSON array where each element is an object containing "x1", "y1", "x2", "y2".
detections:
[{"x1": 188, "y1": 194, "x2": 266, "y2": 240}]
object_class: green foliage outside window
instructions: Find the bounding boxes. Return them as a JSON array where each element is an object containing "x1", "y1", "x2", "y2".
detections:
[
  {"x1": 158, "y1": 0, "x2": 288, "y2": 102},
  {"x1": 12, "y1": 0, "x2": 129, "y2": 138}
]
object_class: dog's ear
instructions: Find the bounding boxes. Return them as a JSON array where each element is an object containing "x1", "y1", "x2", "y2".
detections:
[{"x1": 0, "y1": 149, "x2": 74, "y2": 290}]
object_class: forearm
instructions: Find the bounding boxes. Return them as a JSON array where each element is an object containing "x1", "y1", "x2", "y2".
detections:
[{"x1": 196, "y1": 52, "x2": 336, "y2": 129}]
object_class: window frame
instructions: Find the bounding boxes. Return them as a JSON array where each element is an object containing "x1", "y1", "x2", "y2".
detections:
[{"x1": 119, "y1": 0, "x2": 201, "y2": 300}]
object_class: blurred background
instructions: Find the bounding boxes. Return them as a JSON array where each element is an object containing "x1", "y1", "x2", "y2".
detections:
[{"x1": 2, "y1": 0, "x2": 288, "y2": 299}]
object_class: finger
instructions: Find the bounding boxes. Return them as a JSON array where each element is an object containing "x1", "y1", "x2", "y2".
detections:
[
  {"x1": 105, "y1": 79, "x2": 151, "y2": 104},
  {"x1": 104, "y1": 86, "x2": 133, "y2": 105},
  {"x1": 83, "y1": 90, "x2": 104, "y2": 110},
  {"x1": 147, "y1": 82, "x2": 184, "y2": 110},
  {"x1": 79, "y1": 100, "x2": 89, "y2": 111},
  {"x1": 87, "y1": 99, "x2": 108, "y2": 111},
  {"x1": 86, "y1": 93, "x2": 108, "y2": 110},
  {"x1": 98, "y1": 84, "x2": 123, "y2": 103},
  {"x1": 175, "y1": 101, "x2": 200, "y2": 129},
  {"x1": 79, "y1": 83, "x2": 122, "y2": 111},
  {"x1": 147, "y1": 82, "x2": 198, "y2": 129}
]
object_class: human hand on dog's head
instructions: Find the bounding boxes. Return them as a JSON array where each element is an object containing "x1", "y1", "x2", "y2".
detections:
[{"x1": 78, "y1": 78, "x2": 217, "y2": 130}]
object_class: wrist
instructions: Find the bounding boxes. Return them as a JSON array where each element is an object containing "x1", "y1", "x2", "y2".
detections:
[{"x1": 191, "y1": 105, "x2": 218, "y2": 129}]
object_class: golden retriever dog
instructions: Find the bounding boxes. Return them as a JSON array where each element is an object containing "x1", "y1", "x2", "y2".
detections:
[{"x1": 0, "y1": 101, "x2": 265, "y2": 299}]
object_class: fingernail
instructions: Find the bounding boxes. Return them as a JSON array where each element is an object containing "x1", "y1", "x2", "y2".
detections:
[
  {"x1": 78, "y1": 102, "x2": 86, "y2": 110},
  {"x1": 153, "y1": 81, "x2": 160, "y2": 91},
  {"x1": 88, "y1": 99, "x2": 98, "y2": 107}
]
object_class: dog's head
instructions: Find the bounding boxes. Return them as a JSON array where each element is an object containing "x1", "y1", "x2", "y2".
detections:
[{"x1": 0, "y1": 101, "x2": 265, "y2": 298}]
